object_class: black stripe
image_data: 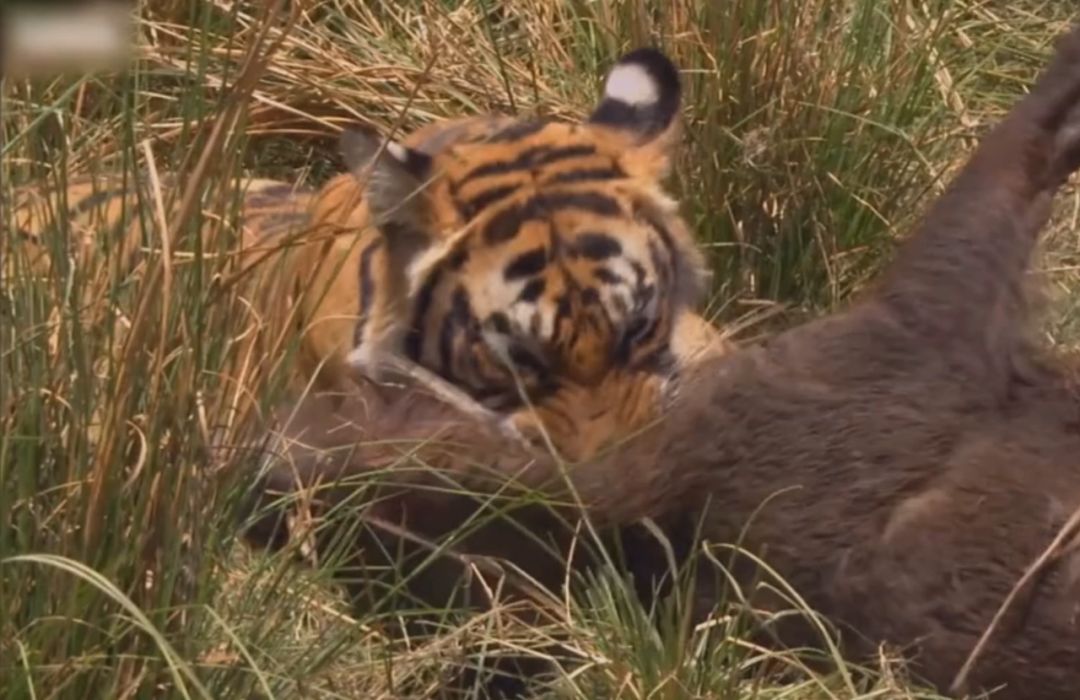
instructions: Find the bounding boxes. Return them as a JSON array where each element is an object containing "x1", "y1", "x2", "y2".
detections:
[
  {"x1": 634, "y1": 283, "x2": 657, "y2": 308},
  {"x1": 503, "y1": 247, "x2": 548, "y2": 280},
  {"x1": 517, "y1": 278, "x2": 546, "y2": 302},
  {"x1": 483, "y1": 191, "x2": 622, "y2": 245},
  {"x1": 531, "y1": 145, "x2": 598, "y2": 167},
  {"x1": 405, "y1": 268, "x2": 442, "y2": 361},
  {"x1": 457, "y1": 311, "x2": 486, "y2": 391},
  {"x1": 460, "y1": 146, "x2": 547, "y2": 183},
  {"x1": 508, "y1": 345, "x2": 548, "y2": 376},
  {"x1": 353, "y1": 238, "x2": 385, "y2": 346},
  {"x1": 547, "y1": 166, "x2": 624, "y2": 185},
  {"x1": 572, "y1": 232, "x2": 622, "y2": 260},
  {"x1": 483, "y1": 206, "x2": 523, "y2": 245},
  {"x1": 609, "y1": 291, "x2": 629, "y2": 315},
  {"x1": 615, "y1": 316, "x2": 659, "y2": 363},
  {"x1": 563, "y1": 323, "x2": 581, "y2": 351},
  {"x1": 473, "y1": 384, "x2": 540, "y2": 412},
  {"x1": 438, "y1": 286, "x2": 471, "y2": 374},
  {"x1": 397, "y1": 147, "x2": 433, "y2": 176},
  {"x1": 486, "y1": 119, "x2": 553, "y2": 143},
  {"x1": 458, "y1": 144, "x2": 597, "y2": 186},
  {"x1": 446, "y1": 247, "x2": 469, "y2": 270},
  {"x1": 632, "y1": 315, "x2": 663, "y2": 349},
  {"x1": 486, "y1": 311, "x2": 511, "y2": 334},
  {"x1": 529, "y1": 191, "x2": 622, "y2": 218},
  {"x1": 553, "y1": 294, "x2": 573, "y2": 329},
  {"x1": 593, "y1": 267, "x2": 623, "y2": 285},
  {"x1": 461, "y1": 184, "x2": 519, "y2": 221}
]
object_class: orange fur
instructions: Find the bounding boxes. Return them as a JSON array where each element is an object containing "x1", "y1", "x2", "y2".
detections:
[{"x1": 6, "y1": 109, "x2": 730, "y2": 462}]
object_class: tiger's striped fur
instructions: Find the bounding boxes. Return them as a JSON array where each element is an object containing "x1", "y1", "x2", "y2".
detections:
[
  {"x1": 1, "y1": 118, "x2": 523, "y2": 398},
  {"x1": 2, "y1": 174, "x2": 330, "y2": 428},
  {"x1": 336, "y1": 48, "x2": 727, "y2": 457},
  {"x1": 5, "y1": 48, "x2": 729, "y2": 460}
]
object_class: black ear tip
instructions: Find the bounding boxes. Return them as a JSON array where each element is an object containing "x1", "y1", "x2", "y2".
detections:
[
  {"x1": 615, "y1": 47, "x2": 680, "y2": 95},
  {"x1": 590, "y1": 46, "x2": 681, "y2": 134}
]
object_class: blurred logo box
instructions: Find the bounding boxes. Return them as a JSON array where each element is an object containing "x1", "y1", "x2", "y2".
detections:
[{"x1": 3, "y1": 2, "x2": 134, "y2": 78}]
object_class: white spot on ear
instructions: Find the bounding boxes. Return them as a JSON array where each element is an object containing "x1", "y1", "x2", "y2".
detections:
[
  {"x1": 604, "y1": 63, "x2": 658, "y2": 106},
  {"x1": 386, "y1": 141, "x2": 409, "y2": 163}
]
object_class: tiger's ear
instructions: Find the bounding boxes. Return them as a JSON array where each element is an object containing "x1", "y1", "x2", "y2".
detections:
[
  {"x1": 339, "y1": 126, "x2": 434, "y2": 226},
  {"x1": 588, "y1": 48, "x2": 681, "y2": 143},
  {"x1": 339, "y1": 126, "x2": 435, "y2": 278}
]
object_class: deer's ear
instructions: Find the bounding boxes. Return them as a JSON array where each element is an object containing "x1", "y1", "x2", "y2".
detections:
[{"x1": 588, "y1": 47, "x2": 681, "y2": 140}]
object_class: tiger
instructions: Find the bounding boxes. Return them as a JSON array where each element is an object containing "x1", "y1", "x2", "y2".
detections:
[
  {"x1": 3, "y1": 171, "x2": 320, "y2": 392},
  {"x1": 4, "y1": 47, "x2": 731, "y2": 462},
  {"x1": 1, "y1": 116, "x2": 539, "y2": 395},
  {"x1": 329, "y1": 47, "x2": 731, "y2": 458}
]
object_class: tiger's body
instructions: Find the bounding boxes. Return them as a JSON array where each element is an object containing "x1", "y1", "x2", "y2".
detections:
[
  {"x1": 6, "y1": 174, "x2": 308, "y2": 274},
  {"x1": 4, "y1": 48, "x2": 729, "y2": 461},
  {"x1": 4, "y1": 172, "x2": 320, "y2": 397}
]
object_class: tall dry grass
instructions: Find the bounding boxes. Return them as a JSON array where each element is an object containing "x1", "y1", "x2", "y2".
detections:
[{"x1": 2, "y1": 1, "x2": 1078, "y2": 698}]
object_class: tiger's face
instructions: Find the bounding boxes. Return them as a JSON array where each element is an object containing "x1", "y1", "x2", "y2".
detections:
[{"x1": 342, "y1": 49, "x2": 707, "y2": 410}]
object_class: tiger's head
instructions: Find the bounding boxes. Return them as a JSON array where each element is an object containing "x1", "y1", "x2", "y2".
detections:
[{"x1": 341, "y1": 48, "x2": 707, "y2": 410}]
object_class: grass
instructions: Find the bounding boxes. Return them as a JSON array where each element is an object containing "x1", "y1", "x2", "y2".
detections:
[{"x1": 2, "y1": 0, "x2": 1078, "y2": 698}]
